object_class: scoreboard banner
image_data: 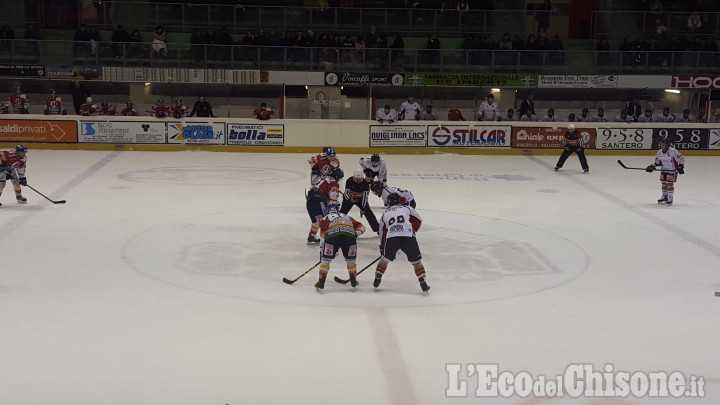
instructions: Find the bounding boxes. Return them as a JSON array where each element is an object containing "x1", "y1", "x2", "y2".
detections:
[
  {"x1": 427, "y1": 125, "x2": 511, "y2": 148},
  {"x1": 595, "y1": 128, "x2": 653, "y2": 150},
  {"x1": 651, "y1": 128, "x2": 708, "y2": 150}
]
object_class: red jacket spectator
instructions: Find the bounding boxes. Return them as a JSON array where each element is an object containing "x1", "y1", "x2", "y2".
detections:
[{"x1": 448, "y1": 104, "x2": 465, "y2": 121}]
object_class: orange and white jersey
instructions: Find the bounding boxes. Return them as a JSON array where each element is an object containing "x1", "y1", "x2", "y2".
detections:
[
  {"x1": 0, "y1": 150, "x2": 27, "y2": 177},
  {"x1": 319, "y1": 212, "x2": 365, "y2": 240},
  {"x1": 654, "y1": 147, "x2": 685, "y2": 172}
]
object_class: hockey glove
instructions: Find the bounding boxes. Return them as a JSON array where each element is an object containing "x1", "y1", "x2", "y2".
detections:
[
  {"x1": 19, "y1": 177, "x2": 27, "y2": 186},
  {"x1": 364, "y1": 168, "x2": 375, "y2": 178},
  {"x1": 645, "y1": 165, "x2": 655, "y2": 173},
  {"x1": 677, "y1": 164, "x2": 684, "y2": 175}
]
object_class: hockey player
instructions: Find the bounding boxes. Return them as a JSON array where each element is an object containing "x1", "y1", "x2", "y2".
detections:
[
  {"x1": 376, "y1": 105, "x2": 397, "y2": 124},
  {"x1": 359, "y1": 153, "x2": 387, "y2": 184},
  {"x1": 341, "y1": 169, "x2": 379, "y2": 233},
  {"x1": 8, "y1": 87, "x2": 29, "y2": 114},
  {"x1": 98, "y1": 101, "x2": 116, "y2": 116},
  {"x1": 79, "y1": 97, "x2": 98, "y2": 116},
  {"x1": 171, "y1": 98, "x2": 189, "y2": 119},
  {"x1": 253, "y1": 102, "x2": 274, "y2": 120},
  {"x1": 306, "y1": 167, "x2": 344, "y2": 244},
  {"x1": 308, "y1": 147, "x2": 340, "y2": 181},
  {"x1": 120, "y1": 101, "x2": 139, "y2": 116},
  {"x1": 614, "y1": 109, "x2": 633, "y2": 123},
  {"x1": 646, "y1": 138, "x2": 685, "y2": 205},
  {"x1": 373, "y1": 193, "x2": 429, "y2": 293},
  {"x1": 0, "y1": 101, "x2": 5, "y2": 113},
  {"x1": 399, "y1": 96, "x2": 422, "y2": 121},
  {"x1": 151, "y1": 98, "x2": 170, "y2": 118},
  {"x1": 476, "y1": 93, "x2": 499, "y2": 121},
  {"x1": 656, "y1": 107, "x2": 675, "y2": 123},
  {"x1": 371, "y1": 181, "x2": 416, "y2": 208},
  {"x1": 44, "y1": 96, "x2": 67, "y2": 115},
  {"x1": 554, "y1": 123, "x2": 589, "y2": 173},
  {"x1": 0, "y1": 145, "x2": 28, "y2": 206},
  {"x1": 314, "y1": 202, "x2": 366, "y2": 291}
]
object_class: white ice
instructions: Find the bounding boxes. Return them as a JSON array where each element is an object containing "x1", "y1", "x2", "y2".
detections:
[{"x1": 0, "y1": 149, "x2": 719, "y2": 405}]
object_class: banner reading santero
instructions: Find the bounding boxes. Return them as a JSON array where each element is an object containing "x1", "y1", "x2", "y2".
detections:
[
  {"x1": 369, "y1": 125, "x2": 426, "y2": 147},
  {"x1": 79, "y1": 121, "x2": 166, "y2": 144},
  {"x1": 427, "y1": 125, "x2": 510, "y2": 148},
  {"x1": 227, "y1": 124, "x2": 284, "y2": 146},
  {"x1": 168, "y1": 122, "x2": 225, "y2": 145}
]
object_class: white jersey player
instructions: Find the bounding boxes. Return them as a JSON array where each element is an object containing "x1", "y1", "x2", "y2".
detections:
[
  {"x1": 476, "y1": 94, "x2": 499, "y2": 121},
  {"x1": 645, "y1": 138, "x2": 685, "y2": 205},
  {"x1": 399, "y1": 96, "x2": 422, "y2": 121},
  {"x1": 359, "y1": 153, "x2": 387, "y2": 183},
  {"x1": 376, "y1": 105, "x2": 398, "y2": 124},
  {"x1": 373, "y1": 193, "x2": 429, "y2": 293},
  {"x1": 370, "y1": 181, "x2": 415, "y2": 208}
]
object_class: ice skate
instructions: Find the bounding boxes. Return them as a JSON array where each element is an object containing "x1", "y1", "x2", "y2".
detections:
[
  {"x1": 657, "y1": 195, "x2": 668, "y2": 204},
  {"x1": 666, "y1": 199, "x2": 673, "y2": 205},
  {"x1": 349, "y1": 274, "x2": 358, "y2": 288},
  {"x1": 307, "y1": 234, "x2": 320, "y2": 244},
  {"x1": 554, "y1": 167, "x2": 559, "y2": 171},
  {"x1": 583, "y1": 168, "x2": 589, "y2": 173},
  {"x1": 373, "y1": 273, "x2": 382, "y2": 288},
  {"x1": 419, "y1": 277, "x2": 430, "y2": 295},
  {"x1": 314, "y1": 275, "x2": 326, "y2": 293},
  {"x1": 16, "y1": 195, "x2": 27, "y2": 204}
]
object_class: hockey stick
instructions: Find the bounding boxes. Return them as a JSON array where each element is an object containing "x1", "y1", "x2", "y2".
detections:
[
  {"x1": 617, "y1": 160, "x2": 651, "y2": 171},
  {"x1": 282, "y1": 261, "x2": 321, "y2": 285},
  {"x1": 7, "y1": 172, "x2": 66, "y2": 204},
  {"x1": 334, "y1": 256, "x2": 381, "y2": 284}
]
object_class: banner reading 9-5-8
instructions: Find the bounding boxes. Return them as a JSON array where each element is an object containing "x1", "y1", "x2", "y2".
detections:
[{"x1": 596, "y1": 127, "x2": 709, "y2": 150}]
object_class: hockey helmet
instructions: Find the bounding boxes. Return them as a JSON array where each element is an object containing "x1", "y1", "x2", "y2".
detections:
[
  {"x1": 370, "y1": 153, "x2": 380, "y2": 166},
  {"x1": 370, "y1": 181, "x2": 384, "y2": 195},
  {"x1": 86, "y1": 97, "x2": 93, "y2": 103},
  {"x1": 16, "y1": 145, "x2": 28, "y2": 154},
  {"x1": 567, "y1": 123, "x2": 576, "y2": 131},
  {"x1": 659, "y1": 137, "x2": 670, "y2": 148},
  {"x1": 387, "y1": 192, "x2": 401, "y2": 206},
  {"x1": 175, "y1": 98, "x2": 182, "y2": 104},
  {"x1": 326, "y1": 147, "x2": 336, "y2": 158},
  {"x1": 331, "y1": 167, "x2": 344, "y2": 180},
  {"x1": 55, "y1": 97, "x2": 62, "y2": 102},
  {"x1": 352, "y1": 168, "x2": 364, "y2": 180},
  {"x1": 325, "y1": 202, "x2": 340, "y2": 214}
]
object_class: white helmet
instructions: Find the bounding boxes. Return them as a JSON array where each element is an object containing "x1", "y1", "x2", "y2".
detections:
[
  {"x1": 567, "y1": 123, "x2": 576, "y2": 131},
  {"x1": 353, "y1": 168, "x2": 364, "y2": 180},
  {"x1": 86, "y1": 97, "x2": 93, "y2": 103},
  {"x1": 55, "y1": 97, "x2": 62, "y2": 102}
]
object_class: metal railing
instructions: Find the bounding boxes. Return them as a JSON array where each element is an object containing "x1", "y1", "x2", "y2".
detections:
[
  {"x1": 2, "y1": 39, "x2": 719, "y2": 75},
  {"x1": 592, "y1": 10, "x2": 720, "y2": 40}
]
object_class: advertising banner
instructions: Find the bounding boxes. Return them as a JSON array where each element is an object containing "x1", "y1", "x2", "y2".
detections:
[
  {"x1": 79, "y1": 121, "x2": 166, "y2": 144},
  {"x1": 710, "y1": 129, "x2": 720, "y2": 150},
  {"x1": 427, "y1": 125, "x2": 511, "y2": 148},
  {"x1": 227, "y1": 123, "x2": 284, "y2": 146},
  {"x1": 0, "y1": 64, "x2": 45, "y2": 79},
  {"x1": 0, "y1": 120, "x2": 77, "y2": 142},
  {"x1": 369, "y1": 125, "x2": 426, "y2": 147},
  {"x1": 511, "y1": 127, "x2": 597, "y2": 149},
  {"x1": 651, "y1": 128, "x2": 708, "y2": 150},
  {"x1": 325, "y1": 72, "x2": 404, "y2": 86},
  {"x1": 595, "y1": 128, "x2": 653, "y2": 150},
  {"x1": 45, "y1": 65, "x2": 103, "y2": 80},
  {"x1": 671, "y1": 76, "x2": 720, "y2": 89},
  {"x1": 409, "y1": 74, "x2": 537, "y2": 87},
  {"x1": 538, "y1": 75, "x2": 617, "y2": 88},
  {"x1": 168, "y1": 122, "x2": 225, "y2": 145}
]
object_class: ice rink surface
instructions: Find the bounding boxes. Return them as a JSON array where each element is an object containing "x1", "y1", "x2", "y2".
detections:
[{"x1": 0, "y1": 149, "x2": 719, "y2": 405}]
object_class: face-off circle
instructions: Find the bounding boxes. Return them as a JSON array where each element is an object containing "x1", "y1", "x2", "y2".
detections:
[{"x1": 123, "y1": 207, "x2": 588, "y2": 308}]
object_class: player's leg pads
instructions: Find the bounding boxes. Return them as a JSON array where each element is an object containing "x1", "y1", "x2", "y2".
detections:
[{"x1": 411, "y1": 260, "x2": 426, "y2": 279}]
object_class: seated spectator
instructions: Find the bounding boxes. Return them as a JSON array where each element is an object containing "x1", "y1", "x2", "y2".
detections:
[
  {"x1": 625, "y1": 96, "x2": 643, "y2": 120},
  {"x1": 567, "y1": 112, "x2": 576, "y2": 122},
  {"x1": 614, "y1": 109, "x2": 634, "y2": 123},
  {"x1": 171, "y1": 98, "x2": 189, "y2": 118},
  {"x1": 88, "y1": 25, "x2": 101, "y2": 57},
  {"x1": 8, "y1": 87, "x2": 29, "y2": 114},
  {"x1": 637, "y1": 108, "x2": 655, "y2": 122},
  {"x1": 376, "y1": 105, "x2": 397, "y2": 124},
  {"x1": 111, "y1": 24, "x2": 130, "y2": 58},
  {"x1": 399, "y1": 96, "x2": 422, "y2": 121},
  {"x1": 592, "y1": 107, "x2": 608, "y2": 122},
  {"x1": 548, "y1": 34, "x2": 564, "y2": 64},
  {"x1": 152, "y1": 26, "x2": 167, "y2": 57},
  {"x1": 498, "y1": 108, "x2": 519, "y2": 122},
  {"x1": 188, "y1": 96, "x2": 215, "y2": 117},
  {"x1": 214, "y1": 27, "x2": 234, "y2": 61},
  {"x1": 0, "y1": 24, "x2": 14, "y2": 53},
  {"x1": 73, "y1": 24, "x2": 92, "y2": 57},
  {"x1": 576, "y1": 107, "x2": 591, "y2": 122},
  {"x1": 191, "y1": 28, "x2": 207, "y2": 62},
  {"x1": 709, "y1": 108, "x2": 720, "y2": 123},
  {"x1": 253, "y1": 102, "x2": 274, "y2": 120},
  {"x1": 675, "y1": 109, "x2": 692, "y2": 123},
  {"x1": 151, "y1": 98, "x2": 170, "y2": 118},
  {"x1": 121, "y1": 101, "x2": 139, "y2": 116},
  {"x1": 656, "y1": 107, "x2": 675, "y2": 122},
  {"x1": 421, "y1": 105, "x2": 437, "y2": 120},
  {"x1": 98, "y1": 101, "x2": 116, "y2": 116},
  {"x1": 128, "y1": 29, "x2": 144, "y2": 58},
  {"x1": 447, "y1": 104, "x2": 466, "y2": 121},
  {"x1": 520, "y1": 110, "x2": 538, "y2": 121},
  {"x1": 541, "y1": 108, "x2": 557, "y2": 122},
  {"x1": 79, "y1": 97, "x2": 98, "y2": 116}
]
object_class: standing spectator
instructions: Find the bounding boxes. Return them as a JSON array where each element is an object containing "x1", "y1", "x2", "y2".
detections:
[
  {"x1": 596, "y1": 39, "x2": 610, "y2": 65},
  {"x1": 554, "y1": 124, "x2": 589, "y2": 173},
  {"x1": 376, "y1": 105, "x2": 397, "y2": 124},
  {"x1": 88, "y1": 25, "x2": 101, "y2": 56},
  {"x1": 519, "y1": 94, "x2": 535, "y2": 116},
  {"x1": 214, "y1": 27, "x2": 234, "y2": 61},
  {"x1": 499, "y1": 108, "x2": 519, "y2": 121},
  {"x1": 73, "y1": 24, "x2": 92, "y2": 57},
  {"x1": 447, "y1": 104, "x2": 466, "y2": 121},
  {"x1": 542, "y1": 108, "x2": 557, "y2": 122},
  {"x1": 614, "y1": 109, "x2": 634, "y2": 123},
  {"x1": 535, "y1": 0, "x2": 552, "y2": 34},
  {"x1": 399, "y1": 96, "x2": 422, "y2": 121},
  {"x1": 253, "y1": 102, "x2": 274, "y2": 120},
  {"x1": 8, "y1": 87, "x2": 29, "y2": 114},
  {"x1": 675, "y1": 109, "x2": 693, "y2": 123},
  {"x1": 111, "y1": 24, "x2": 130, "y2": 58},
  {"x1": 576, "y1": 107, "x2": 591, "y2": 122},
  {"x1": 69, "y1": 80, "x2": 90, "y2": 115},
  {"x1": 638, "y1": 108, "x2": 655, "y2": 122},
  {"x1": 0, "y1": 24, "x2": 15, "y2": 53},
  {"x1": 421, "y1": 105, "x2": 437, "y2": 120},
  {"x1": 190, "y1": 28, "x2": 207, "y2": 62},
  {"x1": 152, "y1": 26, "x2": 167, "y2": 57},
  {"x1": 476, "y1": 93, "x2": 499, "y2": 121},
  {"x1": 625, "y1": 96, "x2": 643, "y2": 121},
  {"x1": 425, "y1": 33, "x2": 440, "y2": 64},
  {"x1": 592, "y1": 107, "x2": 608, "y2": 122},
  {"x1": 687, "y1": 11, "x2": 702, "y2": 33},
  {"x1": 120, "y1": 101, "x2": 139, "y2": 116},
  {"x1": 390, "y1": 33, "x2": 405, "y2": 69},
  {"x1": 188, "y1": 96, "x2": 215, "y2": 118}
]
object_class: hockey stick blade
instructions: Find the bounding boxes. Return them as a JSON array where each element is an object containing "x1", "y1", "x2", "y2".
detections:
[
  {"x1": 282, "y1": 261, "x2": 321, "y2": 285},
  {"x1": 617, "y1": 160, "x2": 648, "y2": 171},
  {"x1": 334, "y1": 256, "x2": 382, "y2": 284}
]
